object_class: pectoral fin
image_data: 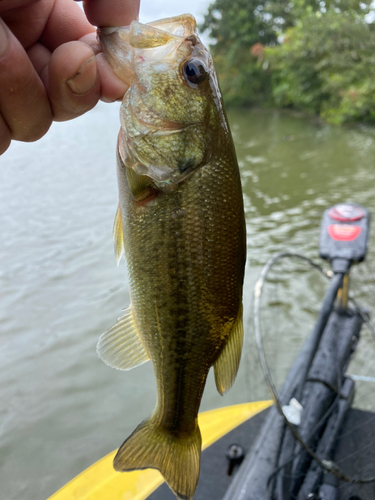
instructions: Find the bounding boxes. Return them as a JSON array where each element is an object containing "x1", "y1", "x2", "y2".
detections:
[
  {"x1": 97, "y1": 306, "x2": 150, "y2": 370},
  {"x1": 113, "y1": 204, "x2": 124, "y2": 266},
  {"x1": 214, "y1": 304, "x2": 244, "y2": 396}
]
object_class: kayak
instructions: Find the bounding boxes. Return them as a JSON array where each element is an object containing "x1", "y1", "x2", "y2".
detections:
[
  {"x1": 48, "y1": 202, "x2": 375, "y2": 500},
  {"x1": 48, "y1": 401, "x2": 272, "y2": 500}
]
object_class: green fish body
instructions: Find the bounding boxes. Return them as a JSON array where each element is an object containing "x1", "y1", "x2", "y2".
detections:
[{"x1": 97, "y1": 14, "x2": 246, "y2": 500}]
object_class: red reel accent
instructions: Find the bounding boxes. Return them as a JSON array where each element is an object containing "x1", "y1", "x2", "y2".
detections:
[
  {"x1": 328, "y1": 224, "x2": 362, "y2": 242},
  {"x1": 329, "y1": 204, "x2": 365, "y2": 222}
]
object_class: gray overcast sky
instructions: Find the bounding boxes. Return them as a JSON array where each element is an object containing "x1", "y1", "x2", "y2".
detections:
[
  {"x1": 139, "y1": 0, "x2": 211, "y2": 24},
  {"x1": 139, "y1": 0, "x2": 213, "y2": 44}
]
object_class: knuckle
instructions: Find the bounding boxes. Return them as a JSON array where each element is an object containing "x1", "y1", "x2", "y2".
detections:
[
  {"x1": 0, "y1": 49, "x2": 35, "y2": 94},
  {"x1": 52, "y1": 89, "x2": 99, "y2": 122},
  {"x1": 0, "y1": 126, "x2": 11, "y2": 155},
  {"x1": 11, "y1": 117, "x2": 52, "y2": 142}
]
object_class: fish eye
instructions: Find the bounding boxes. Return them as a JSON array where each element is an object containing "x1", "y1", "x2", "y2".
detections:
[{"x1": 182, "y1": 58, "x2": 207, "y2": 87}]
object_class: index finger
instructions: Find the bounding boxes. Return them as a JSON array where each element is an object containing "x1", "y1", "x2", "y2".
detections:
[{"x1": 82, "y1": 0, "x2": 140, "y2": 27}]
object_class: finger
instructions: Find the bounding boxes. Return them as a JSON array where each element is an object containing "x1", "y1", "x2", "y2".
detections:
[
  {"x1": 45, "y1": 41, "x2": 100, "y2": 121},
  {"x1": 0, "y1": 19, "x2": 52, "y2": 142},
  {"x1": 96, "y1": 52, "x2": 128, "y2": 101},
  {"x1": 27, "y1": 42, "x2": 51, "y2": 76},
  {"x1": 0, "y1": 114, "x2": 12, "y2": 155},
  {"x1": 79, "y1": 0, "x2": 139, "y2": 103},
  {"x1": 0, "y1": 0, "x2": 39, "y2": 15},
  {"x1": 82, "y1": 0, "x2": 140, "y2": 27},
  {"x1": 1, "y1": 0, "x2": 54, "y2": 49},
  {"x1": 40, "y1": 0, "x2": 95, "y2": 51},
  {"x1": 78, "y1": 32, "x2": 128, "y2": 102}
]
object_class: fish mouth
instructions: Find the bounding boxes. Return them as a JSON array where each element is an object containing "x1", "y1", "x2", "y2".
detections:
[
  {"x1": 106, "y1": 15, "x2": 208, "y2": 188},
  {"x1": 98, "y1": 14, "x2": 201, "y2": 86},
  {"x1": 98, "y1": 14, "x2": 197, "y2": 50},
  {"x1": 140, "y1": 14, "x2": 197, "y2": 39}
]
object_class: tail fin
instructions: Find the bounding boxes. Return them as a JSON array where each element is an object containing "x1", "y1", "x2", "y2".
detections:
[{"x1": 114, "y1": 416, "x2": 202, "y2": 500}]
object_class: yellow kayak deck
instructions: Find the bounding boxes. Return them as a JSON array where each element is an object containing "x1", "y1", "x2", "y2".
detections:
[{"x1": 48, "y1": 400, "x2": 272, "y2": 500}]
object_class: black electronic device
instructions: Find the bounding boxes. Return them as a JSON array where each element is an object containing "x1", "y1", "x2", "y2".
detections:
[
  {"x1": 222, "y1": 203, "x2": 372, "y2": 500},
  {"x1": 319, "y1": 203, "x2": 370, "y2": 264}
]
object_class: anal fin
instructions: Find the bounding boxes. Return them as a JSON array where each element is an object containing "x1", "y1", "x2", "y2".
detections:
[
  {"x1": 113, "y1": 203, "x2": 124, "y2": 266},
  {"x1": 97, "y1": 305, "x2": 150, "y2": 370},
  {"x1": 214, "y1": 304, "x2": 244, "y2": 396}
]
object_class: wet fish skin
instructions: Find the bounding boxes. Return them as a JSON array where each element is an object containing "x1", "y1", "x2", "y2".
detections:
[{"x1": 97, "y1": 14, "x2": 246, "y2": 500}]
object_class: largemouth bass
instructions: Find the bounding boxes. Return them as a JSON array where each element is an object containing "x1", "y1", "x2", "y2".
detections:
[{"x1": 97, "y1": 14, "x2": 246, "y2": 500}]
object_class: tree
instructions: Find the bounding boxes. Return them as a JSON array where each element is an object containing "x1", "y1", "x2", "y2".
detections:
[
  {"x1": 267, "y1": 10, "x2": 375, "y2": 123},
  {"x1": 201, "y1": 0, "x2": 375, "y2": 115},
  {"x1": 200, "y1": 0, "x2": 303, "y2": 106}
]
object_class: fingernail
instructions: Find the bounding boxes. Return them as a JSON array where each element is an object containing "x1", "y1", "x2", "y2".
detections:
[
  {"x1": 0, "y1": 20, "x2": 10, "y2": 58},
  {"x1": 67, "y1": 56, "x2": 97, "y2": 95},
  {"x1": 101, "y1": 96, "x2": 117, "y2": 103}
]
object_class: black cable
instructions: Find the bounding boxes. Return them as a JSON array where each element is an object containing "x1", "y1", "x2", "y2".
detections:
[
  {"x1": 269, "y1": 378, "x2": 343, "y2": 495},
  {"x1": 253, "y1": 251, "x2": 375, "y2": 486},
  {"x1": 349, "y1": 296, "x2": 375, "y2": 341}
]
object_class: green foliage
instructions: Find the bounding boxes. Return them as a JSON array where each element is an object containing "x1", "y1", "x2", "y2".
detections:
[
  {"x1": 200, "y1": 0, "x2": 295, "y2": 106},
  {"x1": 211, "y1": 50, "x2": 272, "y2": 107},
  {"x1": 201, "y1": 0, "x2": 375, "y2": 123},
  {"x1": 267, "y1": 11, "x2": 375, "y2": 123},
  {"x1": 201, "y1": 0, "x2": 293, "y2": 50}
]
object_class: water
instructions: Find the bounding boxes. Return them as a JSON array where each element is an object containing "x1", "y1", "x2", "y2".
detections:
[{"x1": 1, "y1": 105, "x2": 375, "y2": 500}]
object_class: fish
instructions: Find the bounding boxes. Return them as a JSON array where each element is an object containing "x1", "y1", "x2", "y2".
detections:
[{"x1": 97, "y1": 14, "x2": 246, "y2": 500}]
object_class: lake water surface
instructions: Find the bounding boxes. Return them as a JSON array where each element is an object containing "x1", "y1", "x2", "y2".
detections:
[{"x1": 2, "y1": 105, "x2": 375, "y2": 500}]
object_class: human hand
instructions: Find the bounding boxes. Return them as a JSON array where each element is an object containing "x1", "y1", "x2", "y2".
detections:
[{"x1": 0, "y1": 0, "x2": 140, "y2": 155}]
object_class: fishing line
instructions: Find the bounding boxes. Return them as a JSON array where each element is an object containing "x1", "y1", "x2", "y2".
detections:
[
  {"x1": 268, "y1": 369, "x2": 343, "y2": 495},
  {"x1": 253, "y1": 251, "x2": 375, "y2": 486},
  {"x1": 349, "y1": 295, "x2": 375, "y2": 341}
]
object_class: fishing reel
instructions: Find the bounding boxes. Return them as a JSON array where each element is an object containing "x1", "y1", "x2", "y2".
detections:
[
  {"x1": 320, "y1": 203, "x2": 370, "y2": 309},
  {"x1": 319, "y1": 203, "x2": 370, "y2": 269}
]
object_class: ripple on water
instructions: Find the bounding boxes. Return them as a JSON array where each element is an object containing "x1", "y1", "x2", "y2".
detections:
[{"x1": 1, "y1": 106, "x2": 375, "y2": 499}]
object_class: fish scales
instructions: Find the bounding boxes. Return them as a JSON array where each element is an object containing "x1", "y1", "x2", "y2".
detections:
[
  {"x1": 119, "y1": 142, "x2": 245, "y2": 432},
  {"x1": 97, "y1": 13, "x2": 246, "y2": 500}
]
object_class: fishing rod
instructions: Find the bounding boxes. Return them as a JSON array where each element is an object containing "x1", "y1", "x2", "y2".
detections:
[{"x1": 223, "y1": 203, "x2": 373, "y2": 500}]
